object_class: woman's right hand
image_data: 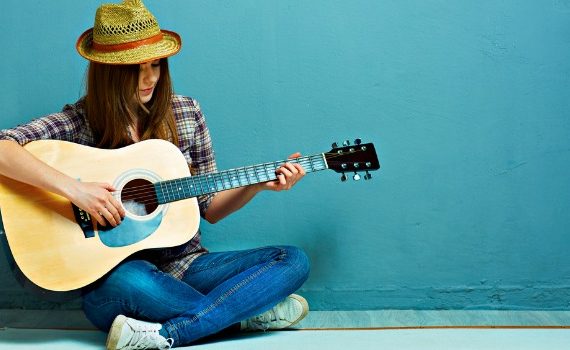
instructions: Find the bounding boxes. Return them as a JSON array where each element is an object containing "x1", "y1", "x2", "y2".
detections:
[
  {"x1": 67, "y1": 180, "x2": 125, "y2": 227},
  {"x1": 0, "y1": 140, "x2": 124, "y2": 227}
]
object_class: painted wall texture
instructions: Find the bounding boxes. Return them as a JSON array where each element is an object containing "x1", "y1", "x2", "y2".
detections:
[{"x1": 0, "y1": 0, "x2": 569, "y2": 311}]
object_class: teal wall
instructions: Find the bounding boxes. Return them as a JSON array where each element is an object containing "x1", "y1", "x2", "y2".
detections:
[{"x1": 1, "y1": 0, "x2": 569, "y2": 310}]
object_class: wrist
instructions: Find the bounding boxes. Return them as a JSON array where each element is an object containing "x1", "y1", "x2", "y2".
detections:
[
  {"x1": 57, "y1": 176, "x2": 81, "y2": 201},
  {"x1": 250, "y1": 182, "x2": 265, "y2": 193}
]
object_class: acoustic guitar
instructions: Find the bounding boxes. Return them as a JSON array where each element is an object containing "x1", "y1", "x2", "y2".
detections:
[{"x1": 0, "y1": 138, "x2": 380, "y2": 291}]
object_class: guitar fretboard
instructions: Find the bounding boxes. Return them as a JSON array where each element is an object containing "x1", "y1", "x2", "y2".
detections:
[{"x1": 154, "y1": 154, "x2": 328, "y2": 204}]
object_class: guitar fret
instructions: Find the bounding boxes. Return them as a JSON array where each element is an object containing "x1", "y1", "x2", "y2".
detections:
[
  {"x1": 234, "y1": 168, "x2": 241, "y2": 186},
  {"x1": 253, "y1": 166, "x2": 261, "y2": 182},
  {"x1": 176, "y1": 179, "x2": 184, "y2": 200},
  {"x1": 167, "y1": 181, "x2": 174, "y2": 202},
  {"x1": 175, "y1": 179, "x2": 183, "y2": 200},
  {"x1": 319, "y1": 156, "x2": 326, "y2": 169},
  {"x1": 215, "y1": 173, "x2": 224, "y2": 191},
  {"x1": 249, "y1": 167, "x2": 255, "y2": 184},
  {"x1": 221, "y1": 171, "x2": 232, "y2": 190},
  {"x1": 235, "y1": 168, "x2": 241, "y2": 187},
  {"x1": 256, "y1": 165, "x2": 268, "y2": 182},
  {"x1": 164, "y1": 181, "x2": 173, "y2": 202},
  {"x1": 213, "y1": 174, "x2": 220, "y2": 190},
  {"x1": 307, "y1": 157, "x2": 315, "y2": 172},
  {"x1": 197, "y1": 174, "x2": 205, "y2": 196},
  {"x1": 252, "y1": 166, "x2": 261, "y2": 183},
  {"x1": 233, "y1": 169, "x2": 241, "y2": 187},
  {"x1": 243, "y1": 167, "x2": 250, "y2": 184},
  {"x1": 180, "y1": 179, "x2": 186, "y2": 200},
  {"x1": 228, "y1": 171, "x2": 235, "y2": 188},
  {"x1": 208, "y1": 174, "x2": 216, "y2": 192},
  {"x1": 226, "y1": 170, "x2": 232, "y2": 188},
  {"x1": 243, "y1": 168, "x2": 250, "y2": 184},
  {"x1": 206, "y1": 174, "x2": 214, "y2": 192},
  {"x1": 188, "y1": 178, "x2": 195, "y2": 198},
  {"x1": 172, "y1": 181, "x2": 179, "y2": 200},
  {"x1": 155, "y1": 182, "x2": 164, "y2": 203},
  {"x1": 184, "y1": 178, "x2": 193, "y2": 198},
  {"x1": 263, "y1": 163, "x2": 272, "y2": 181},
  {"x1": 161, "y1": 182, "x2": 169, "y2": 203},
  {"x1": 302, "y1": 157, "x2": 312, "y2": 172},
  {"x1": 172, "y1": 180, "x2": 182, "y2": 198},
  {"x1": 205, "y1": 175, "x2": 213, "y2": 192},
  {"x1": 205, "y1": 175, "x2": 212, "y2": 192}
]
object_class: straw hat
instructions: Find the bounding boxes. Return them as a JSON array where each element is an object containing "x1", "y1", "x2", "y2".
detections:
[{"x1": 76, "y1": 0, "x2": 181, "y2": 64}]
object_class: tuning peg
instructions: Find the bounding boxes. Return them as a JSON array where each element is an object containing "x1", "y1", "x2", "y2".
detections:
[
  {"x1": 354, "y1": 138, "x2": 362, "y2": 145},
  {"x1": 353, "y1": 172, "x2": 361, "y2": 181},
  {"x1": 364, "y1": 171, "x2": 372, "y2": 180},
  {"x1": 332, "y1": 142, "x2": 338, "y2": 149},
  {"x1": 343, "y1": 140, "x2": 350, "y2": 146},
  {"x1": 341, "y1": 173, "x2": 348, "y2": 182}
]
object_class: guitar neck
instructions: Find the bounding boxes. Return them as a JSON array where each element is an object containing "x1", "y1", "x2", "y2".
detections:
[{"x1": 154, "y1": 153, "x2": 328, "y2": 204}]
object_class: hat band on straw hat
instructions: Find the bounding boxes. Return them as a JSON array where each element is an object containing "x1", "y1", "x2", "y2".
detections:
[{"x1": 91, "y1": 32, "x2": 164, "y2": 52}]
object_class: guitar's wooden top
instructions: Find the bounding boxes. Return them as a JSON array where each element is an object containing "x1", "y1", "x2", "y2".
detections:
[{"x1": 0, "y1": 139, "x2": 199, "y2": 291}]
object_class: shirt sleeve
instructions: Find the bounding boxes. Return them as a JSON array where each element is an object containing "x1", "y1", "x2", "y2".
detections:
[
  {"x1": 0, "y1": 102, "x2": 88, "y2": 145},
  {"x1": 190, "y1": 99, "x2": 218, "y2": 217},
  {"x1": 172, "y1": 96, "x2": 218, "y2": 218}
]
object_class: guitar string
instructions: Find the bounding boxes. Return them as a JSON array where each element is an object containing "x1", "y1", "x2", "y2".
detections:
[
  {"x1": 113, "y1": 156, "x2": 318, "y2": 197},
  {"x1": 109, "y1": 148, "x2": 372, "y2": 205},
  {"x1": 120, "y1": 164, "x2": 361, "y2": 207},
  {"x1": 112, "y1": 155, "x2": 321, "y2": 197},
  {"x1": 113, "y1": 148, "x2": 370, "y2": 197},
  {"x1": 111, "y1": 157, "x2": 325, "y2": 205},
  {"x1": 109, "y1": 156, "x2": 355, "y2": 201},
  {"x1": 108, "y1": 162, "x2": 323, "y2": 207},
  {"x1": 110, "y1": 150, "x2": 371, "y2": 206}
]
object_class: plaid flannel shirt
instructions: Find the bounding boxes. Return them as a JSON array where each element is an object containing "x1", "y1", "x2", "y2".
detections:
[{"x1": 0, "y1": 95, "x2": 217, "y2": 279}]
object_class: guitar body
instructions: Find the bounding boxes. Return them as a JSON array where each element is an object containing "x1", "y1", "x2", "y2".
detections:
[
  {"x1": 0, "y1": 139, "x2": 199, "y2": 292},
  {"x1": 0, "y1": 137, "x2": 380, "y2": 292}
]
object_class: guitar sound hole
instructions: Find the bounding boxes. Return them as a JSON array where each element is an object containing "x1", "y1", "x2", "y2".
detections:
[{"x1": 120, "y1": 179, "x2": 158, "y2": 216}]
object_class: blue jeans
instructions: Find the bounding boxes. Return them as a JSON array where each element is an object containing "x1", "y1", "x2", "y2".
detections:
[{"x1": 82, "y1": 245, "x2": 310, "y2": 347}]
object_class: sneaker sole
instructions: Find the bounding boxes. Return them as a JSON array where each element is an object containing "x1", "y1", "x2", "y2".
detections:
[
  {"x1": 106, "y1": 314, "x2": 127, "y2": 350},
  {"x1": 288, "y1": 294, "x2": 309, "y2": 327}
]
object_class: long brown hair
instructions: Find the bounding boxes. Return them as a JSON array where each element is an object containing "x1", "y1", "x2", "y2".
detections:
[{"x1": 85, "y1": 58, "x2": 179, "y2": 148}]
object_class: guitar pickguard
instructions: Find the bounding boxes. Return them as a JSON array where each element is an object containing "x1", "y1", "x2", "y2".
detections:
[{"x1": 97, "y1": 212, "x2": 163, "y2": 247}]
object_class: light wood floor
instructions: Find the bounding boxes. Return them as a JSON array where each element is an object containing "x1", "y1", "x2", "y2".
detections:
[
  {"x1": 1, "y1": 310, "x2": 570, "y2": 349},
  {"x1": 2, "y1": 309, "x2": 570, "y2": 329}
]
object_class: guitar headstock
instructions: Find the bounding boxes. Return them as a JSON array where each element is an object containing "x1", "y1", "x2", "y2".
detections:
[{"x1": 325, "y1": 138, "x2": 380, "y2": 181}]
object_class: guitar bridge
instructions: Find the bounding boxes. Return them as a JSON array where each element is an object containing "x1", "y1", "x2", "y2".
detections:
[{"x1": 72, "y1": 204, "x2": 95, "y2": 238}]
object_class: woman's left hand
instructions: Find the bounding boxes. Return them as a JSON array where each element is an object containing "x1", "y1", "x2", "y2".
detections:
[{"x1": 260, "y1": 152, "x2": 306, "y2": 191}]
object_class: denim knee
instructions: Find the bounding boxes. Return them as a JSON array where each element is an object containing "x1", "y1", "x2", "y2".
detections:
[
  {"x1": 278, "y1": 245, "x2": 311, "y2": 287},
  {"x1": 82, "y1": 260, "x2": 160, "y2": 330}
]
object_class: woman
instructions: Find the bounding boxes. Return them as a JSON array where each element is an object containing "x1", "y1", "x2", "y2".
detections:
[{"x1": 0, "y1": 1, "x2": 310, "y2": 349}]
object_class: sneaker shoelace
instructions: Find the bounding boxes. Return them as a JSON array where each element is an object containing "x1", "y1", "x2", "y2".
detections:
[
  {"x1": 126, "y1": 324, "x2": 173, "y2": 350},
  {"x1": 249, "y1": 307, "x2": 287, "y2": 330}
]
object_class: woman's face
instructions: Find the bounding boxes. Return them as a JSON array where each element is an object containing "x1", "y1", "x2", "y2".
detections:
[{"x1": 137, "y1": 59, "x2": 161, "y2": 103}]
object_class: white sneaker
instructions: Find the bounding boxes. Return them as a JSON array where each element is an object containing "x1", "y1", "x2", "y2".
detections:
[
  {"x1": 241, "y1": 294, "x2": 309, "y2": 331},
  {"x1": 106, "y1": 314, "x2": 173, "y2": 350}
]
